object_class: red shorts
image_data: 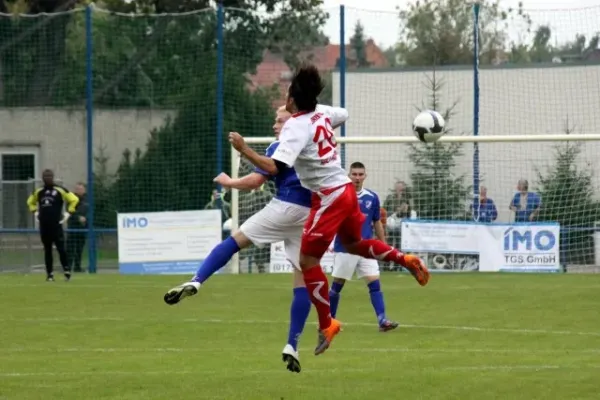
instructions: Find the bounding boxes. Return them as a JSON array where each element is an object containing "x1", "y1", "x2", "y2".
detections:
[{"x1": 301, "y1": 183, "x2": 365, "y2": 259}]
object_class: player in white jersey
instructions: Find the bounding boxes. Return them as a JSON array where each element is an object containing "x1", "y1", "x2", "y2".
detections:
[{"x1": 229, "y1": 64, "x2": 430, "y2": 356}]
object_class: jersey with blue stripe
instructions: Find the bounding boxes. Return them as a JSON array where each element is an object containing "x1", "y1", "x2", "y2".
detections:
[
  {"x1": 254, "y1": 141, "x2": 312, "y2": 208},
  {"x1": 333, "y1": 188, "x2": 381, "y2": 253}
]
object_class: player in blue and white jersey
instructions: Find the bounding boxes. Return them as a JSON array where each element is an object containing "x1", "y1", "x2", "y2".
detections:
[
  {"x1": 329, "y1": 161, "x2": 399, "y2": 332},
  {"x1": 163, "y1": 106, "x2": 313, "y2": 373}
]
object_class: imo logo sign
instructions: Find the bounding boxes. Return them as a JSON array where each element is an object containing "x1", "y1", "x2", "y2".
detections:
[
  {"x1": 122, "y1": 217, "x2": 149, "y2": 228},
  {"x1": 503, "y1": 228, "x2": 555, "y2": 252}
]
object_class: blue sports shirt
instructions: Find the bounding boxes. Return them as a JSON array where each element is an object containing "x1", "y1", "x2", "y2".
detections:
[
  {"x1": 472, "y1": 198, "x2": 498, "y2": 223},
  {"x1": 254, "y1": 141, "x2": 312, "y2": 208},
  {"x1": 333, "y1": 188, "x2": 381, "y2": 253},
  {"x1": 510, "y1": 192, "x2": 541, "y2": 222}
]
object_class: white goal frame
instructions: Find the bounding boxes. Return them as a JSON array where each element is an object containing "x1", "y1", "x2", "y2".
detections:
[{"x1": 228, "y1": 133, "x2": 600, "y2": 274}]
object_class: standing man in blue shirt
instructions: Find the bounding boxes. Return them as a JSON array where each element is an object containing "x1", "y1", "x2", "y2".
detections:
[
  {"x1": 329, "y1": 162, "x2": 398, "y2": 332},
  {"x1": 510, "y1": 179, "x2": 541, "y2": 222},
  {"x1": 471, "y1": 186, "x2": 498, "y2": 223}
]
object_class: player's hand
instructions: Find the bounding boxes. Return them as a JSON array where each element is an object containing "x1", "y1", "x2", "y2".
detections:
[
  {"x1": 228, "y1": 132, "x2": 247, "y2": 152},
  {"x1": 213, "y1": 172, "x2": 233, "y2": 188},
  {"x1": 60, "y1": 213, "x2": 70, "y2": 224}
]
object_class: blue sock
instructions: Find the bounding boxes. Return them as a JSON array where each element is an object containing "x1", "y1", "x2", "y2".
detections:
[
  {"x1": 287, "y1": 287, "x2": 311, "y2": 351},
  {"x1": 192, "y1": 236, "x2": 240, "y2": 283},
  {"x1": 368, "y1": 280, "x2": 386, "y2": 324},
  {"x1": 329, "y1": 281, "x2": 344, "y2": 318}
]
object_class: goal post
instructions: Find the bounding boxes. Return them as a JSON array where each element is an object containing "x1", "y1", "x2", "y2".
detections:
[{"x1": 229, "y1": 133, "x2": 600, "y2": 274}]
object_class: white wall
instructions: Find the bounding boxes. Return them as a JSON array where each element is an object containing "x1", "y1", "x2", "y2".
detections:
[
  {"x1": 333, "y1": 64, "x2": 600, "y2": 223},
  {"x1": 0, "y1": 108, "x2": 175, "y2": 186}
]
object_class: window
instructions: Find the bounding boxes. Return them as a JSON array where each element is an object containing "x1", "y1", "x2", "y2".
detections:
[{"x1": 1, "y1": 154, "x2": 35, "y2": 181}]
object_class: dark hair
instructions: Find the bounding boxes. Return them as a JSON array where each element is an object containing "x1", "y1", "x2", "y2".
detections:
[
  {"x1": 289, "y1": 63, "x2": 324, "y2": 112},
  {"x1": 350, "y1": 161, "x2": 365, "y2": 170}
]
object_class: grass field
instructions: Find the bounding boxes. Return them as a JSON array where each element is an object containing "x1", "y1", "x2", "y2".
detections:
[{"x1": 0, "y1": 272, "x2": 599, "y2": 400}]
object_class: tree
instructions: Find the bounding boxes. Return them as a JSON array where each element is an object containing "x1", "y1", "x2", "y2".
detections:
[
  {"x1": 92, "y1": 63, "x2": 275, "y2": 227},
  {"x1": 0, "y1": 0, "x2": 82, "y2": 105},
  {"x1": 0, "y1": 0, "x2": 328, "y2": 106},
  {"x1": 394, "y1": 0, "x2": 531, "y2": 66},
  {"x1": 408, "y1": 72, "x2": 470, "y2": 220},
  {"x1": 349, "y1": 20, "x2": 370, "y2": 68},
  {"x1": 536, "y1": 118, "x2": 600, "y2": 265}
]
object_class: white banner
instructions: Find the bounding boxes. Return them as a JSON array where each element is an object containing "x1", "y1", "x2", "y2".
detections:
[
  {"x1": 401, "y1": 221, "x2": 560, "y2": 272},
  {"x1": 117, "y1": 210, "x2": 222, "y2": 274},
  {"x1": 269, "y1": 241, "x2": 334, "y2": 274}
]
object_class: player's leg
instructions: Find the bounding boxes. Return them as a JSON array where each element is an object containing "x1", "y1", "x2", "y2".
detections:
[
  {"x1": 163, "y1": 230, "x2": 251, "y2": 305},
  {"x1": 40, "y1": 227, "x2": 54, "y2": 281},
  {"x1": 356, "y1": 258, "x2": 398, "y2": 332},
  {"x1": 337, "y1": 193, "x2": 429, "y2": 286},
  {"x1": 53, "y1": 225, "x2": 71, "y2": 281},
  {"x1": 164, "y1": 200, "x2": 298, "y2": 305},
  {"x1": 282, "y1": 268, "x2": 309, "y2": 373},
  {"x1": 300, "y1": 185, "x2": 355, "y2": 355},
  {"x1": 279, "y1": 215, "x2": 311, "y2": 372},
  {"x1": 329, "y1": 253, "x2": 360, "y2": 318}
]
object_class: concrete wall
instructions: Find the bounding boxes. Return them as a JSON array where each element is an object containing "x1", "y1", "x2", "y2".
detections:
[
  {"x1": 0, "y1": 108, "x2": 175, "y2": 186},
  {"x1": 333, "y1": 64, "x2": 600, "y2": 223}
]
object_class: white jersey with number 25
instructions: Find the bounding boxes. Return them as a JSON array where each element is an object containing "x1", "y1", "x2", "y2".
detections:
[{"x1": 271, "y1": 104, "x2": 350, "y2": 192}]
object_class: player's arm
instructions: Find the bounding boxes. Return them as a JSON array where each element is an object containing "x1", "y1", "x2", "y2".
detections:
[
  {"x1": 56, "y1": 187, "x2": 79, "y2": 214},
  {"x1": 373, "y1": 220, "x2": 386, "y2": 243},
  {"x1": 229, "y1": 132, "x2": 280, "y2": 175},
  {"x1": 26, "y1": 188, "x2": 41, "y2": 213},
  {"x1": 372, "y1": 195, "x2": 385, "y2": 242},
  {"x1": 316, "y1": 104, "x2": 349, "y2": 128},
  {"x1": 214, "y1": 172, "x2": 267, "y2": 190}
]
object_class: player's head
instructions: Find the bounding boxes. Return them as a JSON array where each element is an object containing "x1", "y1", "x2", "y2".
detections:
[
  {"x1": 286, "y1": 63, "x2": 324, "y2": 114},
  {"x1": 273, "y1": 105, "x2": 291, "y2": 138},
  {"x1": 349, "y1": 161, "x2": 366, "y2": 191},
  {"x1": 42, "y1": 169, "x2": 54, "y2": 186}
]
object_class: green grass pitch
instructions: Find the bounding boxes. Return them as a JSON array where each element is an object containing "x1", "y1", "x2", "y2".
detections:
[{"x1": 0, "y1": 272, "x2": 599, "y2": 400}]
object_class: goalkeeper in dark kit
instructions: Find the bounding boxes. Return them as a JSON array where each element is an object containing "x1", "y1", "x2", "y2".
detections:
[{"x1": 27, "y1": 169, "x2": 79, "y2": 281}]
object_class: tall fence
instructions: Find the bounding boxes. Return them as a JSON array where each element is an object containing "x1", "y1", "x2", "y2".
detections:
[{"x1": 1, "y1": 3, "x2": 599, "y2": 273}]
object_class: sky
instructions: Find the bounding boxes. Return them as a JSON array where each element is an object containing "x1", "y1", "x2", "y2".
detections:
[{"x1": 321, "y1": 0, "x2": 600, "y2": 48}]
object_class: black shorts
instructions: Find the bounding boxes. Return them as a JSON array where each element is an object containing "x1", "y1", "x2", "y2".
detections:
[{"x1": 39, "y1": 223, "x2": 64, "y2": 244}]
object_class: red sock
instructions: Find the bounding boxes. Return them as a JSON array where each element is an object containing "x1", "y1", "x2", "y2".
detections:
[
  {"x1": 302, "y1": 265, "x2": 332, "y2": 330},
  {"x1": 349, "y1": 239, "x2": 406, "y2": 266}
]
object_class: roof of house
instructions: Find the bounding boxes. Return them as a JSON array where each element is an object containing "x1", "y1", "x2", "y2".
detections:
[{"x1": 249, "y1": 39, "x2": 388, "y2": 107}]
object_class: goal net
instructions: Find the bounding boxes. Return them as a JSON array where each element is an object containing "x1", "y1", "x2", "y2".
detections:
[{"x1": 231, "y1": 133, "x2": 600, "y2": 274}]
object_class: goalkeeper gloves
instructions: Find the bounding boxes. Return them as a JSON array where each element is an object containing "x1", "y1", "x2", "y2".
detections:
[{"x1": 60, "y1": 213, "x2": 70, "y2": 224}]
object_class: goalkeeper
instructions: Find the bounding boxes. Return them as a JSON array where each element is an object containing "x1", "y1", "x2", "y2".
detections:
[{"x1": 27, "y1": 169, "x2": 79, "y2": 281}]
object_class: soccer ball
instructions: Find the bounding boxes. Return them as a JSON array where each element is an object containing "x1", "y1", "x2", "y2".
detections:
[{"x1": 412, "y1": 110, "x2": 445, "y2": 143}]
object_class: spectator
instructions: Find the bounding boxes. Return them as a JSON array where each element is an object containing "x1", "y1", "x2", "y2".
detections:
[
  {"x1": 383, "y1": 181, "x2": 412, "y2": 216},
  {"x1": 510, "y1": 179, "x2": 541, "y2": 222},
  {"x1": 204, "y1": 189, "x2": 231, "y2": 223},
  {"x1": 67, "y1": 182, "x2": 88, "y2": 273},
  {"x1": 471, "y1": 186, "x2": 498, "y2": 222}
]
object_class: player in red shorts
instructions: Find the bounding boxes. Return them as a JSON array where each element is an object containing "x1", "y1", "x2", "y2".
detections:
[{"x1": 229, "y1": 64, "x2": 430, "y2": 356}]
